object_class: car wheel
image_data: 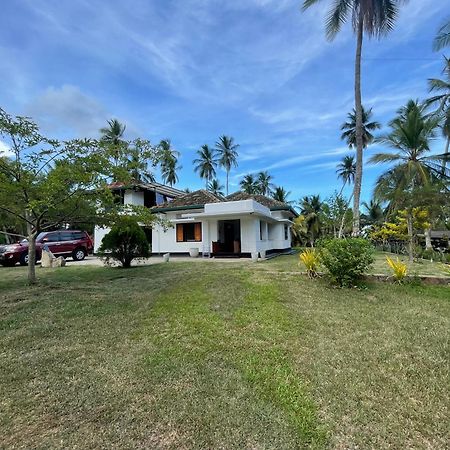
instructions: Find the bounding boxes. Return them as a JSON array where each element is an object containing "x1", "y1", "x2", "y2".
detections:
[
  {"x1": 72, "y1": 248, "x2": 86, "y2": 261},
  {"x1": 19, "y1": 253, "x2": 29, "y2": 266}
]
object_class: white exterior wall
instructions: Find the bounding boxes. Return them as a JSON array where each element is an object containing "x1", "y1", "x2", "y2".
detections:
[
  {"x1": 124, "y1": 190, "x2": 144, "y2": 206},
  {"x1": 94, "y1": 190, "x2": 145, "y2": 252},
  {"x1": 94, "y1": 225, "x2": 111, "y2": 253},
  {"x1": 151, "y1": 201, "x2": 294, "y2": 257}
]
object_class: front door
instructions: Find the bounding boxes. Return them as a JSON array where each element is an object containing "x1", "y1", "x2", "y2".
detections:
[{"x1": 218, "y1": 220, "x2": 241, "y2": 253}]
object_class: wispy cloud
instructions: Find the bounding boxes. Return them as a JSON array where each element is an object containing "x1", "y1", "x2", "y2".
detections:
[{"x1": 0, "y1": 140, "x2": 12, "y2": 157}]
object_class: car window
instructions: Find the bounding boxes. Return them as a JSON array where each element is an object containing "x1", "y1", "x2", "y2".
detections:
[
  {"x1": 60, "y1": 231, "x2": 74, "y2": 241},
  {"x1": 72, "y1": 232, "x2": 86, "y2": 240},
  {"x1": 45, "y1": 232, "x2": 61, "y2": 242}
]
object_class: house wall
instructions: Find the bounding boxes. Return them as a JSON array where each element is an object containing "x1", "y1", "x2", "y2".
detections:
[
  {"x1": 124, "y1": 190, "x2": 144, "y2": 206},
  {"x1": 151, "y1": 211, "x2": 292, "y2": 256},
  {"x1": 94, "y1": 225, "x2": 111, "y2": 253}
]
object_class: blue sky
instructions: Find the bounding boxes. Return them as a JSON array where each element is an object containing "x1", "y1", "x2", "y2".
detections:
[{"x1": 0, "y1": 0, "x2": 448, "y2": 203}]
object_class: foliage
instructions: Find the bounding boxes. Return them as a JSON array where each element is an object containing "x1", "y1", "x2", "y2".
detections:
[
  {"x1": 98, "y1": 216, "x2": 150, "y2": 268},
  {"x1": 215, "y1": 135, "x2": 239, "y2": 195},
  {"x1": 272, "y1": 186, "x2": 292, "y2": 203},
  {"x1": 291, "y1": 215, "x2": 308, "y2": 245},
  {"x1": 256, "y1": 171, "x2": 274, "y2": 196},
  {"x1": 371, "y1": 221, "x2": 408, "y2": 242},
  {"x1": 299, "y1": 248, "x2": 320, "y2": 278},
  {"x1": 207, "y1": 179, "x2": 224, "y2": 197},
  {"x1": 340, "y1": 106, "x2": 381, "y2": 149},
  {"x1": 240, "y1": 174, "x2": 258, "y2": 194},
  {"x1": 386, "y1": 256, "x2": 407, "y2": 283},
  {"x1": 433, "y1": 19, "x2": 450, "y2": 51},
  {"x1": 299, "y1": 195, "x2": 323, "y2": 246},
  {"x1": 193, "y1": 144, "x2": 217, "y2": 188},
  {"x1": 318, "y1": 238, "x2": 374, "y2": 287},
  {"x1": 159, "y1": 139, "x2": 181, "y2": 186}
]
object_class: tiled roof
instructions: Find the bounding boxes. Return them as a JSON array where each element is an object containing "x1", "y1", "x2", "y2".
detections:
[
  {"x1": 226, "y1": 192, "x2": 289, "y2": 209},
  {"x1": 153, "y1": 189, "x2": 224, "y2": 211},
  {"x1": 107, "y1": 180, "x2": 184, "y2": 198}
]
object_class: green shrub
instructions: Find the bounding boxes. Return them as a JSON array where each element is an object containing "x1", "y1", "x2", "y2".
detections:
[
  {"x1": 99, "y1": 217, "x2": 150, "y2": 268},
  {"x1": 318, "y1": 238, "x2": 374, "y2": 287}
]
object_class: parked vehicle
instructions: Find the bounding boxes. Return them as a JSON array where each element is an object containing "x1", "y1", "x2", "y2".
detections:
[{"x1": 0, "y1": 230, "x2": 93, "y2": 266}]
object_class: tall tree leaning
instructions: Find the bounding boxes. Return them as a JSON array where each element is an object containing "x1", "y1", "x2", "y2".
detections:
[{"x1": 302, "y1": 0, "x2": 407, "y2": 235}]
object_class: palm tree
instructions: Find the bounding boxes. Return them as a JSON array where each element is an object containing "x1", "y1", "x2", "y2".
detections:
[
  {"x1": 433, "y1": 19, "x2": 450, "y2": 51},
  {"x1": 193, "y1": 144, "x2": 218, "y2": 188},
  {"x1": 215, "y1": 135, "x2": 239, "y2": 195},
  {"x1": 336, "y1": 155, "x2": 356, "y2": 195},
  {"x1": 126, "y1": 147, "x2": 155, "y2": 183},
  {"x1": 272, "y1": 186, "x2": 292, "y2": 203},
  {"x1": 336, "y1": 155, "x2": 357, "y2": 237},
  {"x1": 426, "y1": 57, "x2": 450, "y2": 173},
  {"x1": 207, "y1": 179, "x2": 224, "y2": 197},
  {"x1": 100, "y1": 119, "x2": 126, "y2": 145},
  {"x1": 100, "y1": 119, "x2": 127, "y2": 170},
  {"x1": 159, "y1": 139, "x2": 181, "y2": 187},
  {"x1": 341, "y1": 106, "x2": 381, "y2": 149},
  {"x1": 256, "y1": 171, "x2": 274, "y2": 196},
  {"x1": 362, "y1": 199, "x2": 384, "y2": 225},
  {"x1": 303, "y1": 0, "x2": 405, "y2": 236},
  {"x1": 240, "y1": 174, "x2": 258, "y2": 194},
  {"x1": 369, "y1": 99, "x2": 446, "y2": 261},
  {"x1": 299, "y1": 195, "x2": 323, "y2": 247}
]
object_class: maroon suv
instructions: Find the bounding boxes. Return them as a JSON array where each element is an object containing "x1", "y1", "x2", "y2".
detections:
[{"x1": 0, "y1": 230, "x2": 93, "y2": 266}]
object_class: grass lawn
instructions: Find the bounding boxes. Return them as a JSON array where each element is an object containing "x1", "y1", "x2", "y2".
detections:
[
  {"x1": 262, "y1": 250, "x2": 450, "y2": 278},
  {"x1": 1, "y1": 261, "x2": 449, "y2": 449}
]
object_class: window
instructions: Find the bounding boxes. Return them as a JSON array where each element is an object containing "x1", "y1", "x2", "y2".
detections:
[
  {"x1": 284, "y1": 225, "x2": 289, "y2": 240},
  {"x1": 176, "y1": 223, "x2": 202, "y2": 242},
  {"x1": 259, "y1": 221, "x2": 263, "y2": 240},
  {"x1": 60, "y1": 231, "x2": 74, "y2": 241},
  {"x1": 37, "y1": 232, "x2": 60, "y2": 243},
  {"x1": 72, "y1": 231, "x2": 86, "y2": 240}
]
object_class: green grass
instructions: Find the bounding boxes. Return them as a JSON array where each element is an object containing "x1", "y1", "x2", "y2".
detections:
[
  {"x1": 1, "y1": 263, "x2": 449, "y2": 449},
  {"x1": 264, "y1": 250, "x2": 450, "y2": 278}
]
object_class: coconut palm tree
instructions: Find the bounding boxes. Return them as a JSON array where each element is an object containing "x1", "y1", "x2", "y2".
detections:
[
  {"x1": 369, "y1": 99, "x2": 446, "y2": 261},
  {"x1": 100, "y1": 119, "x2": 127, "y2": 170},
  {"x1": 341, "y1": 106, "x2": 381, "y2": 149},
  {"x1": 272, "y1": 186, "x2": 292, "y2": 204},
  {"x1": 207, "y1": 179, "x2": 224, "y2": 197},
  {"x1": 336, "y1": 155, "x2": 356, "y2": 195},
  {"x1": 433, "y1": 19, "x2": 450, "y2": 51},
  {"x1": 215, "y1": 135, "x2": 239, "y2": 195},
  {"x1": 239, "y1": 174, "x2": 257, "y2": 194},
  {"x1": 302, "y1": 0, "x2": 406, "y2": 235},
  {"x1": 256, "y1": 171, "x2": 274, "y2": 196},
  {"x1": 336, "y1": 155, "x2": 356, "y2": 237},
  {"x1": 126, "y1": 147, "x2": 155, "y2": 183},
  {"x1": 426, "y1": 57, "x2": 450, "y2": 173},
  {"x1": 362, "y1": 199, "x2": 384, "y2": 224},
  {"x1": 159, "y1": 139, "x2": 181, "y2": 186},
  {"x1": 299, "y1": 195, "x2": 323, "y2": 247},
  {"x1": 100, "y1": 119, "x2": 126, "y2": 145},
  {"x1": 193, "y1": 144, "x2": 218, "y2": 188}
]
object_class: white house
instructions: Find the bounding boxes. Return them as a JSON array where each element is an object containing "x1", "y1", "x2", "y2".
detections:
[
  {"x1": 93, "y1": 181, "x2": 184, "y2": 253},
  {"x1": 151, "y1": 190, "x2": 297, "y2": 258}
]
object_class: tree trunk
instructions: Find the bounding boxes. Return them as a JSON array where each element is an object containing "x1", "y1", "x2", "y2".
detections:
[
  {"x1": 338, "y1": 192, "x2": 354, "y2": 238},
  {"x1": 26, "y1": 213, "x2": 37, "y2": 284},
  {"x1": 407, "y1": 211, "x2": 414, "y2": 263},
  {"x1": 226, "y1": 170, "x2": 229, "y2": 196},
  {"x1": 352, "y1": 17, "x2": 364, "y2": 236},
  {"x1": 424, "y1": 227, "x2": 432, "y2": 251}
]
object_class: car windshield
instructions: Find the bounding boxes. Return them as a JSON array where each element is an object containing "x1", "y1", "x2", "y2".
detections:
[{"x1": 36, "y1": 233, "x2": 46, "y2": 242}]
